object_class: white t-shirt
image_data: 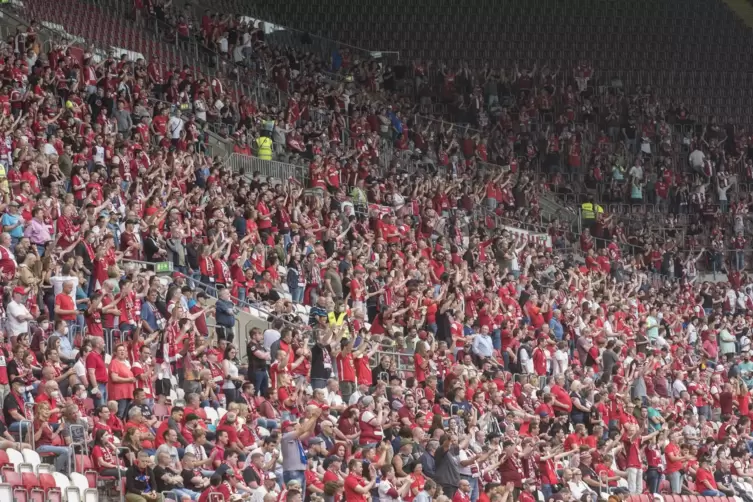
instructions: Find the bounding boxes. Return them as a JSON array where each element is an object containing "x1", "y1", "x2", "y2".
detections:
[
  {"x1": 378, "y1": 481, "x2": 402, "y2": 502},
  {"x1": 6, "y1": 300, "x2": 30, "y2": 336},
  {"x1": 689, "y1": 150, "x2": 705, "y2": 168},
  {"x1": 74, "y1": 358, "x2": 87, "y2": 381},
  {"x1": 168, "y1": 116, "x2": 184, "y2": 139},
  {"x1": 194, "y1": 100, "x2": 207, "y2": 122},
  {"x1": 553, "y1": 349, "x2": 569, "y2": 375},
  {"x1": 263, "y1": 329, "x2": 281, "y2": 351},
  {"x1": 629, "y1": 165, "x2": 643, "y2": 180}
]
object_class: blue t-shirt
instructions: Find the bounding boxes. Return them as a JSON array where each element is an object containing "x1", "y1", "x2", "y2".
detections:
[{"x1": 1, "y1": 212, "x2": 22, "y2": 238}]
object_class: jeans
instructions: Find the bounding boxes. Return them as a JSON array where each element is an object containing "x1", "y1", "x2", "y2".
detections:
[
  {"x1": 290, "y1": 286, "x2": 304, "y2": 304},
  {"x1": 283, "y1": 470, "x2": 306, "y2": 495},
  {"x1": 667, "y1": 471, "x2": 683, "y2": 494},
  {"x1": 737, "y1": 250, "x2": 745, "y2": 271},
  {"x1": 701, "y1": 490, "x2": 725, "y2": 497},
  {"x1": 117, "y1": 399, "x2": 131, "y2": 419},
  {"x1": 541, "y1": 484, "x2": 553, "y2": 502},
  {"x1": 626, "y1": 467, "x2": 643, "y2": 494},
  {"x1": 93, "y1": 383, "x2": 107, "y2": 408},
  {"x1": 252, "y1": 370, "x2": 269, "y2": 397},
  {"x1": 167, "y1": 488, "x2": 200, "y2": 501},
  {"x1": 37, "y1": 445, "x2": 72, "y2": 472},
  {"x1": 646, "y1": 467, "x2": 661, "y2": 494},
  {"x1": 310, "y1": 378, "x2": 328, "y2": 390},
  {"x1": 9, "y1": 421, "x2": 30, "y2": 437}
]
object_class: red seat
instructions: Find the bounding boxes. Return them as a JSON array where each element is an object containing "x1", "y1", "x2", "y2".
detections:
[
  {"x1": 39, "y1": 474, "x2": 56, "y2": 492},
  {"x1": 0, "y1": 450, "x2": 10, "y2": 469},
  {"x1": 84, "y1": 470, "x2": 98, "y2": 488},
  {"x1": 13, "y1": 487, "x2": 28, "y2": 502},
  {"x1": 3, "y1": 470, "x2": 22, "y2": 488},
  {"x1": 21, "y1": 473, "x2": 39, "y2": 491},
  {"x1": 73, "y1": 454, "x2": 93, "y2": 473}
]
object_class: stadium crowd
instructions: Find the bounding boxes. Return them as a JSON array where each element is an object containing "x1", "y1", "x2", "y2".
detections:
[{"x1": 0, "y1": 2, "x2": 753, "y2": 502}]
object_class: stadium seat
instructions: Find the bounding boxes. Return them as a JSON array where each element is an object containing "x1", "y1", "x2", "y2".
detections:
[
  {"x1": 21, "y1": 449, "x2": 44, "y2": 474},
  {"x1": 52, "y1": 471, "x2": 71, "y2": 492},
  {"x1": 204, "y1": 407, "x2": 219, "y2": 424},
  {"x1": 73, "y1": 455, "x2": 93, "y2": 474},
  {"x1": 217, "y1": 408, "x2": 228, "y2": 421},
  {"x1": 83, "y1": 488, "x2": 99, "y2": 502},
  {"x1": 0, "y1": 451, "x2": 10, "y2": 470},
  {"x1": 66, "y1": 486, "x2": 82, "y2": 502},
  {"x1": 22, "y1": 473, "x2": 44, "y2": 502},
  {"x1": 2, "y1": 469, "x2": 22, "y2": 488},
  {"x1": 68, "y1": 472, "x2": 89, "y2": 497},
  {"x1": 21, "y1": 473, "x2": 40, "y2": 491},
  {"x1": 6, "y1": 449, "x2": 24, "y2": 471}
]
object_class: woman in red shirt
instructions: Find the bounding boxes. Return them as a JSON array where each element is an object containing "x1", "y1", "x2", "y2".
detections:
[
  {"x1": 108, "y1": 344, "x2": 136, "y2": 419},
  {"x1": 34, "y1": 401, "x2": 71, "y2": 473},
  {"x1": 407, "y1": 463, "x2": 426, "y2": 502},
  {"x1": 91, "y1": 429, "x2": 127, "y2": 478}
]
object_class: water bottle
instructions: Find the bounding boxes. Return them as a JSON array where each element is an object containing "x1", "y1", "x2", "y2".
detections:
[{"x1": 220, "y1": 394, "x2": 227, "y2": 409}]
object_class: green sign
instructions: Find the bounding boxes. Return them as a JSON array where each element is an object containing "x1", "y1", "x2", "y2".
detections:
[{"x1": 153, "y1": 262, "x2": 174, "y2": 274}]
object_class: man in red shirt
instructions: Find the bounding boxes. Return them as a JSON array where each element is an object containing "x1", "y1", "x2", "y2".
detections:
[
  {"x1": 86, "y1": 336, "x2": 108, "y2": 407},
  {"x1": 54, "y1": 280, "x2": 78, "y2": 327},
  {"x1": 517, "y1": 479, "x2": 538, "y2": 502},
  {"x1": 622, "y1": 423, "x2": 660, "y2": 494},
  {"x1": 452, "y1": 479, "x2": 472, "y2": 502},
  {"x1": 664, "y1": 431, "x2": 691, "y2": 494},
  {"x1": 695, "y1": 455, "x2": 724, "y2": 496},
  {"x1": 344, "y1": 458, "x2": 376, "y2": 502},
  {"x1": 336, "y1": 337, "x2": 357, "y2": 404}
]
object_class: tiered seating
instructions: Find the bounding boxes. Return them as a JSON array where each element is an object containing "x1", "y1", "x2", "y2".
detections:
[
  {"x1": 25, "y1": 0, "x2": 212, "y2": 77},
  {"x1": 213, "y1": 0, "x2": 753, "y2": 127},
  {"x1": 0, "y1": 446, "x2": 97, "y2": 502}
]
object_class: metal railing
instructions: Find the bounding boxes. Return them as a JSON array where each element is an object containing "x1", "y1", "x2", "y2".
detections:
[{"x1": 227, "y1": 152, "x2": 309, "y2": 183}]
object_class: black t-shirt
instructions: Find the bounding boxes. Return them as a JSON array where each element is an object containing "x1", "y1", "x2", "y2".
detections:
[
  {"x1": 247, "y1": 342, "x2": 267, "y2": 373},
  {"x1": 623, "y1": 122, "x2": 637, "y2": 139},
  {"x1": 436, "y1": 311, "x2": 451, "y2": 345},
  {"x1": 714, "y1": 470, "x2": 732, "y2": 487},
  {"x1": 310, "y1": 343, "x2": 332, "y2": 380},
  {"x1": 153, "y1": 466, "x2": 179, "y2": 492},
  {"x1": 587, "y1": 407, "x2": 601, "y2": 436},
  {"x1": 3, "y1": 392, "x2": 24, "y2": 425},
  {"x1": 181, "y1": 468, "x2": 203, "y2": 491},
  {"x1": 242, "y1": 466, "x2": 262, "y2": 487},
  {"x1": 6, "y1": 360, "x2": 21, "y2": 381},
  {"x1": 702, "y1": 293, "x2": 713, "y2": 309}
]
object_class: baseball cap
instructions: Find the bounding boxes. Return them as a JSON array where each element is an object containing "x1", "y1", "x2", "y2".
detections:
[{"x1": 281, "y1": 420, "x2": 295, "y2": 431}]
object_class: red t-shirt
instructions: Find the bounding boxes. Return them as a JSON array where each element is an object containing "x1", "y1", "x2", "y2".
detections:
[
  {"x1": 86, "y1": 351, "x2": 108, "y2": 383},
  {"x1": 621, "y1": 433, "x2": 643, "y2": 469},
  {"x1": 695, "y1": 467, "x2": 717, "y2": 490},
  {"x1": 344, "y1": 474, "x2": 367, "y2": 502},
  {"x1": 55, "y1": 293, "x2": 76, "y2": 321},
  {"x1": 91, "y1": 444, "x2": 116, "y2": 473},
  {"x1": 336, "y1": 352, "x2": 356, "y2": 383}
]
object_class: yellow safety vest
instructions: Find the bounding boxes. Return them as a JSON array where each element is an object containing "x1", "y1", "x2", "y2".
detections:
[
  {"x1": 581, "y1": 202, "x2": 595, "y2": 219},
  {"x1": 328, "y1": 311, "x2": 347, "y2": 327},
  {"x1": 256, "y1": 136, "x2": 273, "y2": 161}
]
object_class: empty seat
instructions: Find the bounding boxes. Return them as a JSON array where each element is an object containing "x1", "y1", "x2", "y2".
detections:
[
  {"x1": 6, "y1": 449, "x2": 24, "y2": 471},
  {"x1": 21, "y1": 450, "x2": 42, "y2": 473},
  {"x1": 52, "y1": 472, "x2": 71, "y2": 491}
]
